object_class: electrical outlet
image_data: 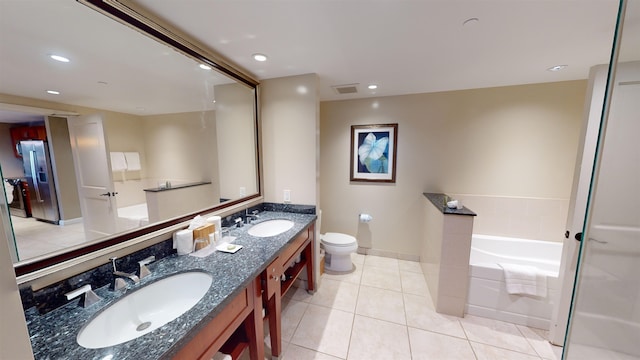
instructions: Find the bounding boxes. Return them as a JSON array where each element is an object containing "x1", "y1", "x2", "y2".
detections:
[
  {"x1": 239, "y1": 187, "x2": 246, "y2": 197},
  {"x1": 283, "y1": 189, "x2": 291, "y2": 203}
]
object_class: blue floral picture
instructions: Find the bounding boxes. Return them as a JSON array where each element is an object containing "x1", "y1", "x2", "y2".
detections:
[{"x1": 350, "y1": 124, "x2": 398, "y2": 182}]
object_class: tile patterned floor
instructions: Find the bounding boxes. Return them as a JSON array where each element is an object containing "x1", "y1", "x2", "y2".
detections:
[
  {"x1": 10, "y1": 216, "x2": 87, "y2": 260},
  {"x1": 252, "y1": 253, "x2": 564, "y2": 360}
]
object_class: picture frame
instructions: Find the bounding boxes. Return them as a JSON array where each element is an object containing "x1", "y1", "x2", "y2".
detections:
[{"x1": 350, "y1": 123, "x2": 398, "y2": 183}]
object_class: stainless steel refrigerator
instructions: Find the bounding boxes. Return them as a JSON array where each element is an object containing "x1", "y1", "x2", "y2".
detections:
[{"x1": 20, "y1": 140, "x2": 60, "y2": 223}]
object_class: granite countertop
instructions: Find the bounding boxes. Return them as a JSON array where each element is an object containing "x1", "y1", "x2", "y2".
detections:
[
  {"x1": 25, "y1": 211, "x2": 316, "y2": 360},
  {"x1": 423, "y1": 193, "x2": 477, "y2": 216}
]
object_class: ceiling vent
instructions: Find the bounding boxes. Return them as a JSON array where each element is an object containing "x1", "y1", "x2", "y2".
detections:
[{"x1": 332, "y1": 83, "x2": 359, "y2": 95}]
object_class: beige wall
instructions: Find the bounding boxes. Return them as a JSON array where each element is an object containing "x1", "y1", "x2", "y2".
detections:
[
  {"x1": 320, "y1": 81, "x2": 586, "y2": 255},
  {"x1": 261, "y1": 74, "x2": 319, "y2": 205},
  {"x1": 215, "y1": 83, "x2": 258, "y2": 200},
  {"x1": 143, "y1": 111, "x2": 220, "y2": 203},
  {"x1": 46, "y1": 116, "x2": 81, "y2": 220}
]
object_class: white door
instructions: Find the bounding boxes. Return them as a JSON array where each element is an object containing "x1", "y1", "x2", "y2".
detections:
[
  {"x1": 67, "y1": 114, "x2": 117, "y2": 240},
  {"x1": 549, "y1": 64, "x2": 608, "y2": 345},
  {"x1": 565, "y1": 60, "x2": 640, "y2": 358}
]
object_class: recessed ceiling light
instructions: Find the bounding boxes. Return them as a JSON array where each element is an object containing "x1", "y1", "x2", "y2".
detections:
[
  {"x1": 368, "y1": 84, "x2": 378, "y2": 90},
  {"x1": 199, "y1": 64, "x2": 211, "y2": 70},
  {"x1": 46, "y1": 90, "x2": 60, "y2": 95},
  {"x1": 50, "y1": 54, "x2": 70, "y2": 63},
  {"x1": 547, "y1": 65, "x2": 568, "y2": 72},
  {"x1": 252, "y1": 53, "x2": 268, "y2": 62}
]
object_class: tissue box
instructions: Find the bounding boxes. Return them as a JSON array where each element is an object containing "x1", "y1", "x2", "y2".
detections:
[{"x1": 193, "y1": 224, "x2": 215, "y2": 250}]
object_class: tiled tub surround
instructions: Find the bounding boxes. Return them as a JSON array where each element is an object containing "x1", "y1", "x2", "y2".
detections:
[
  {"x1": 447, "y1": 194, "x2": 569, "y2": 243},
  {"x1": 421, "y1": 193, "x2": 476, "y2": 317},
  {"x1": 23, "y1": 210, "x2": 316, "y2": 360}
]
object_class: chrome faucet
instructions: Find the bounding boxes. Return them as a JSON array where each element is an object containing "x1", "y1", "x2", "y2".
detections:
[
  {"x1": 65, "y1": 284, "x2": 102, "y2": 308},
  {"x1": 110, "y1": 257, "x2": 140, "y2": 291},
  {"x1": 138, "y1": 256, "x2": 155, "y2": 279},
  {"x1": 245, "y1": 209, "x2": 259, "y2": 224}
]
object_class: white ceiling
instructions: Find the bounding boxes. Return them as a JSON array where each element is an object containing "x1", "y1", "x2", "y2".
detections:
[
  {"x1": 137, "y1": 0, "x2": 623, "y2": 100},
  {"x1": 0, "y1": 0, "x2": 628, "y2": 122}
]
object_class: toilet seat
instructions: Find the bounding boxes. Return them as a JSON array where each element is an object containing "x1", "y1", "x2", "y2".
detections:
[{"x1": 321, "y1": 232, "x2": 357, "y2": 247}]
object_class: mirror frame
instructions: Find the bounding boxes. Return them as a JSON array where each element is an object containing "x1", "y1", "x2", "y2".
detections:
[{"x1": 14, "y1": 0, "x2": 261, "y2": 277}]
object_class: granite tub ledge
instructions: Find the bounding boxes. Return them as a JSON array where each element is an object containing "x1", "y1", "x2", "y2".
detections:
[
  {"x1": 25, "y1": 211, "x2": 316, "y2": 360},
  {"x1": 423, "y1": 192, "x2": 477, "y2": 216}
]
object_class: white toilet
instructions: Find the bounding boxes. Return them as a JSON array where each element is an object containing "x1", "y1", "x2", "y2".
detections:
[{"x1": 320, "y1": 232, "x2": 358, "y2": 272}]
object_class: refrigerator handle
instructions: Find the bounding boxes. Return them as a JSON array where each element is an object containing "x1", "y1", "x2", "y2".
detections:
[{"x1": 29, "y1": 150, "x2": 44, "y2": 203}]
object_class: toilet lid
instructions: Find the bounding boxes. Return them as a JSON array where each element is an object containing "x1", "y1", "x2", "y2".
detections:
[{"x1": 322, "y1": 232, "x2": 356, "y2": 246}]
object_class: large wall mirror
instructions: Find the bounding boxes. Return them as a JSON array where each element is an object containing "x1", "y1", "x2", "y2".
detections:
[{"x1": 0, "y1": 0, "x2": 260, "y2": 275}]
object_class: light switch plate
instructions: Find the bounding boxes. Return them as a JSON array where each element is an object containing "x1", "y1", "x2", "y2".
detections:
[{"x1": 284, "y1": 189, "x2": 291, "y2": 203}]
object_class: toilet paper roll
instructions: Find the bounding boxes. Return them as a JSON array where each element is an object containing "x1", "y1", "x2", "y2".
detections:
[
  {"x1": 359, "y1": 213, "x2": 373, "y2": 223},
  {"x1": 174, "y1": 229, "x2": 194, "y2": 255}
]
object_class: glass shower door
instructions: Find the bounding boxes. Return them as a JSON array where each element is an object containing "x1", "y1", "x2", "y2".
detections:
[{"x1": 564, "y1": 0, "x2": 640, "y2": 358}]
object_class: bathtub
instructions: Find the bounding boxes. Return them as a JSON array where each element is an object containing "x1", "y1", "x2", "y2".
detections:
[
  {"x1": 466, "y1": 234, "x2": 563, "y2": 330},
  {"x1": 116, "y1": 203, "x2": 149, "y2": 231}
]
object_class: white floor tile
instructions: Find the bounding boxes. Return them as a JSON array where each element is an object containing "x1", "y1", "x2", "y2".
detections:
[
  {"x1": 283, "y1": 344, "x2": 343, "y2": 360},
  {"x1": 398, "y1": 259, "x2": 422, "y2": 273},
  {"x1": 400, "y1": 270, "x2": 429, "y2": 297},
  {"x1": 408, "y1": 327, "x2": 476, "y2": 360},
  {"x1": 471, "y1": 341, "x2": 542, "y2": 360},
  {"x1": 461, "y1": 315, "x2": 538, "y2": 355},
  {"x1": 355, "y1": 285, "x2": 406, "y2": 325},
  {"x1": 12, "y1": 216, "x2": 88, "y2": 260},
  {"x1": 286, "y1": 285, "x2": 314, "y2": 303},
  {"x1": 281, "y1": 297, "x2": 310, "y2": 342},
  {"x1": 310, "y1": 278, "x2": 359, "y2": 313},
  {"x1": 290, "y1": 304, "x2": 354, "y2": 359},
  {"x1": 403, "y1": 293, "x2": 466, "y2": 338},
  {"x1": 363, "y1": 255, "x2": 398, "y2": 270},
  {"x1": 347, "y1": 315, "x2": 411, "y2": 360},
  {"x1": 517, "y1": 325, "x2": 561, "y2": 360},
  {"x1": 351, "y1": 253, "x2": 365, "y2": 266},
  {"x1": 360, "y1": 265, "x2": 401, "y2": 292},
  {"x1": 322, "y1": 267, "x2": 363, "y2": 285}
]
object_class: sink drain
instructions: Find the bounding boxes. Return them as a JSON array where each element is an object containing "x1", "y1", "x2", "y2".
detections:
[{"x1": 136, "y1": 321, "x2": 152, "y2": 331}]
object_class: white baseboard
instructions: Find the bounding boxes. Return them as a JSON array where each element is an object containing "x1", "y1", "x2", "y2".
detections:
[
  {"x1": 357, "y1": 247, "x2": 420, "y2": 262},
  {"x1": 58, "y1": 217, "x2": 82, "y2": 226}
]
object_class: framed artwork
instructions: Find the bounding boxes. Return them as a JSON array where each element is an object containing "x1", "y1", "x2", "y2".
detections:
[{"x1": 350, "y1": 123, "x2": 398, "y2": 183}]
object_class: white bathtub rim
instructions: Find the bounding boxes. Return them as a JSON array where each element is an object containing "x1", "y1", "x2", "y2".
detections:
[{"x1": 470, "y1": 233, "x2": 562, "y2": 275}]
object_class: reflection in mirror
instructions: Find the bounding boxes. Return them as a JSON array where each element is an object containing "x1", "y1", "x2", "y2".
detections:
[{"x1": 0, "y1": 0, "x2": 259, "y2": 265}]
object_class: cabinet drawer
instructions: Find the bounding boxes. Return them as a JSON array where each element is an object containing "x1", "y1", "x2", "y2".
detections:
[
  {"x1": 264, "y1": 259, "x2": 281, "y2": 299},
  {"x1": 279, "y1": 227, "x2": 310, "y2": 269},
  {"x1": 174, "y1": 287, "x2": 250, "y2": 360}
]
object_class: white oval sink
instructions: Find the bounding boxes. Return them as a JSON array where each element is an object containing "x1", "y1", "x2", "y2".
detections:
[
  {"x1": 77, "y1": 271, "x2": 212, "y2": 349},
  {"x1": 248, "y1": 219, "x2": 294, "y2": 237}
]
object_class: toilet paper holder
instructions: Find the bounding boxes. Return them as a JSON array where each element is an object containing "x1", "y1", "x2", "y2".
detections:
[{"x1": 359, "y1": 213, "x2": 373, "y2": 223}]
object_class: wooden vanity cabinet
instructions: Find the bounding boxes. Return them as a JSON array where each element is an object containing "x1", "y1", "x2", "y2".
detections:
[
  {"x1": 173, "y1": 277, "x2": 264, "y2": 360},
  {"x1": 262, "y1": 222, "x2": 316, "y2": 358},
  {"x1": 174, "y1": 221, "x2": 316, "y2": 360}
]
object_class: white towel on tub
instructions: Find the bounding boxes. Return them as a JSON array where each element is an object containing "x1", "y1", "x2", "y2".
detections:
[{"x1": 499, "y1": 263, "x2": 547, "y2": 298}]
